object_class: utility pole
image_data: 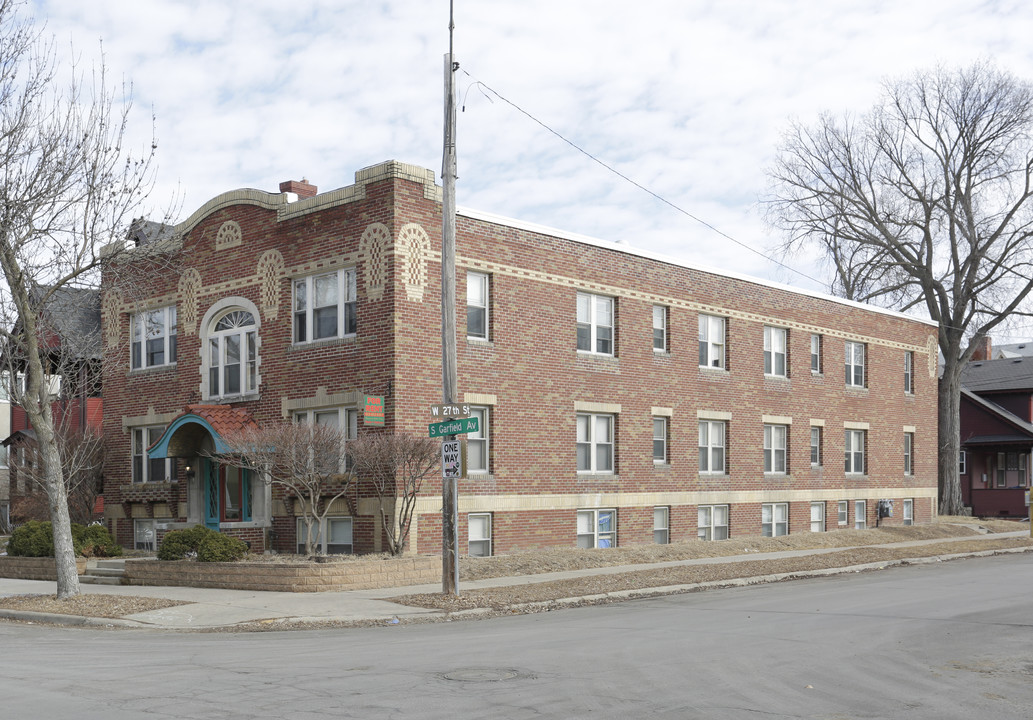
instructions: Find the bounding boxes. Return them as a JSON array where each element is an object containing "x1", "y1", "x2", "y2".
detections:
[{"x1": 440, "y1": 4, "x2": 460, "y2": 595}]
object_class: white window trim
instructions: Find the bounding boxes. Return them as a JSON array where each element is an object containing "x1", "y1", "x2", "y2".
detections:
[
  {"x1": 904, "y1": 432, "x2": 914, "y2": 476},
  {"x1": 810, "y1": 426, "x2": 822, "y2": 467},
  {"x1": 698, "y1": 420, "x2": 726, "y2": 475},
  {"x1": 652, "y1": 305, "x2": 667, "y2": 353},
  {"x1": 698, "y1": 314, "x2": 725, "y2": 369},
  {"x1": 134, "y1": 519, "x2": 158, "y2": 551},
  {"x1": 653, "y1": 506, "x2": 669, "y2": 544},
  {"x1": 810, "y1": 333, "x2": 822, "y2": 374},
  {"x1": 131, "y1": 426, "x2": 175, "y2": 484},
  {"x1": 960, "y1": 450, "x2": 967, "y2": 475},
  {"x1": 698, "y1": 504, "x2": 729, "y2": 541},
  {"x1": 467, "y1": 271, "x2": 489, "y2": 340},
  {"x1": 199, "y1": 297, "x2": 262, "y2": 401},
  {"x1": 904, "y1": 351, "x2": 914, "y2": 394},
  {"x1": 577, "y1": 508, "x2": 616, "y2": 548},
  {"x1": 469, "y1": 512, "x2": 492, "y2": 556},
  {"x1": 764, "y1": 424, "x2": 788, "y2": 475},
  {"x1": 576, "y1": 292, "x2": 614, "y2": 356},
  {"x1": 762, "y1": 502, "x2": 789, "y2": 537},
  {"x1": 297, "y1": 516, "x2": 354, "y2": 554},
  {"x1": 845, "y1": 429, "x2": 866, "y2": 475},
  {"x1": 652, "y1": 416, "x2": 668, "y2": 464},
  {"x1": 131, "y1": 305, "x2": 177, "y2": 370},
  {"x1": 577, "y1": 413, "x2": 614, "y2": 474},
  {"x1": 467, "y1": 406, "x2": 490, "y2": 474},
  {"x1": 902, "y1": 499, "x2": 914, "y2": 526},
  {"x1": 292, "y1": 407, "x2": 357, "y2": 472},
  {"x1": 293, "y1": 268, "x2": 357, "y2": 344},
  {"x1": 854, "y1": 500, "x2": 867, "y2": 530},
  {"x1": 763, "y1": 326, "x2": 787, "y2": 377},
  {"x1": 845, "y1": 341, "x2": 866, "y2": 388},
  {"x1": 810, "y1": 502, "x2": 825, "y2": 532},
  {"x1": 837, "y1": 500, "x2": 849, "y2": 526}
]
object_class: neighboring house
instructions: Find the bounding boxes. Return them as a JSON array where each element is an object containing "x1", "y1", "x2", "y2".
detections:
[
  {"x1": 3, "y1": 287, "x2": 104, "y2": 525},
  {"x1": 100, "y1": 160, "x2": 939, "y2": 556},
  {"x1": 993, "y1": 342, "x2": 1033, "y2": 359},
  {"x1": 959, "y1": 356, "x2": 1033, "y2": 517}
]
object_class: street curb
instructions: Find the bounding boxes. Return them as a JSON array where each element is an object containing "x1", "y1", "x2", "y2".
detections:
[{"x1": 0, "y1": 608, "x2": 153, "y2": 629}]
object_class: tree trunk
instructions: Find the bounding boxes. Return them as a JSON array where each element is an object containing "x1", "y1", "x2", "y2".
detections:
[
  {"x1": 938, "y1": 361, "x2": 965, "y2": 516},
  {"x1": 38, "y1": 422, "x2": 80, "y2": 599}
]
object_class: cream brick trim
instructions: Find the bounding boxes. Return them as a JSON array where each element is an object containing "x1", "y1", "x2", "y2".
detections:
[
  {"x1": 574, "y1": 401, "x2": 622, "y2": 413},
  {"x1": 697, "y1": 409, "x2": 732, "y2": 421},
  {"x1": 903, "y1": 425, "x2": 916, "y2": 433},
  {"x1": 763, "y1": 415, "x2": 793, "y2": 425},
  {"x1": 810, "y1": 419, "x2": 826, "y2": 427},
  {"x1": 651, "y1": 407, "x2": 673, "y2": 417},
  {"x1": 464, "y1": 392, "x2": 498, "y2": 405},
  {"x1": 844, "y1": 421, "x2": 871, "y2": 430},
  {"x1": 121, "y1": 408, "x2": 182, "y2": 433},
  {"x1": 281, "y1": 387, "x2": 365, "y2": 417}
]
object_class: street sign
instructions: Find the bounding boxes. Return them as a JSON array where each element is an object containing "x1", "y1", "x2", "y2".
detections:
[
  {"x1": 430, "y1": 403, "x2": 471, "y2": 418},
  {"x1": 364, "y1": 395, "x2": 385, "y2": 425},
  {"x1": 428, "y1": 416, "x2": 479, "y2": 438},
  {"x1": 442, "y1": 439, "x2": 462, "y2": 479}
]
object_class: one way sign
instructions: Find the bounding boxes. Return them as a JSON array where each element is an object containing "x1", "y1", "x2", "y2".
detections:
[{"x1": 442, "y1": 440, "x2": 463, "y2": 479}]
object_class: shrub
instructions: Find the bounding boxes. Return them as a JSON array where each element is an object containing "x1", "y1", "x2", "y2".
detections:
[
  {"x1": 7, "y1": 520, "x2": 121, "y2": 557},
  {"x1": 158, "y1": 525, "x2": 247, "y2": 562},
  {"x1": 7, "y1": 520, "x2": 54, "y2": 557}
]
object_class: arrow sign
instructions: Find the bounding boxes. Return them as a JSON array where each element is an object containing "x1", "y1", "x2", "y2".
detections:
[
  {"x1": 428, "y1": 415, "x2": 479, "y2": 438},
  {"x1": 442, "y1": 439, "x2": 462, "y2": 479}
]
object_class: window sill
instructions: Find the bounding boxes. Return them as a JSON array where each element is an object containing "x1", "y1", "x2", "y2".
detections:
[
  {"x1": 467, "y1": 337, "x2": 493, "y2": 348},
  {"x1": 844, "y1": 385, "x2": 868, "y2": 393},
  {"x1": 576, "y1": 350, "x2": 617, "y2": 360},
  {"x1": 288, "y1": 335, "x2": 357, "y2": 352},
  {"x1": 653, "y1": 462, "x2": 671, "y2": 469},
  {"x1": 129, "y1": 363, "x2": 177, "y2": 376},
  {"x1": 218, "y1": 520, "x2": 270, "y2": 530},
  {"x1": 699, "y1": 472, "x2": 729, "y2": 478},
  {"x1": 576, "y1": 472, "x2": 619, "y2": 479},
  {"x1": 764, "y1": 473, "x2": 792, "y2": 479},
  {"x1": 206, "y1": 392, "x2": 260, "y2": 404},
  {"x1": 653, "y1": 349, "x2": 670, "y2": 357},
  {"x1": 699, "y1": 366, "x2": 729, "y2": 378}
]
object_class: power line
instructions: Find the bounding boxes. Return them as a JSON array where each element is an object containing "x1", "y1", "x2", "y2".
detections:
[{"x1": 459, "y1": 70, "x2": 826, "y2": 287}]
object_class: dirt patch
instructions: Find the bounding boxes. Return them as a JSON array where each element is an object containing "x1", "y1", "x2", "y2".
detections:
[{"x1": 0, "y1": 593, "x2": 187, "y2": 619}]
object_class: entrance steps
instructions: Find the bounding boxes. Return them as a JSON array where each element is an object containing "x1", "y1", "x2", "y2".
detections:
[{"x1": 80, "y1": 558, "x2": 125, "y2": 585}]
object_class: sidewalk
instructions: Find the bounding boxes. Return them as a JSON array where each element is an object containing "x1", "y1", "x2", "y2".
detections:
[{"x1": 1, "y1": 530, "x2": 1029, "y2": 631}]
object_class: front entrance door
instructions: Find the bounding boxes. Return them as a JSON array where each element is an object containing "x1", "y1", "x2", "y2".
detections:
[{"x1": 203, "y1": 459, "x2": 251, "y2": 530}]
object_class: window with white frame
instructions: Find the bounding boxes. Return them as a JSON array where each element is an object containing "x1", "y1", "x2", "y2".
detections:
[
  {"x1": 837, "y1": 500, "x2": 848, "y2": 526},
  {"x1": 959, "y1": 450, "x2": 967, "y2": 475},
  {"x1": 762, "y1": 503, "x2": 788, "y2": 537},
  {"x1": 294, "y1": 268, "x2": 357, "y2": 343},
  {"x1": 131, "y1": 426, "x2": 177, "y2": 483},
  {"x1": 208, "y1": 309, "x2": 257, "y2": 398},
  {"x1": 652, "y1": 417, "x2": 668, "y2": 464},
  {"x1": 653, "y1": 507, "x2": 669, "y2": 544},
  {"x1": 577, "y1": 508, "x2": 616, "y2": 548},
  {"x1": 810, "y1": 334, "x2": 822, "y2": 373},
  {"x1": 854, "y1": 500, "x2": 867, "y2": 529},
  {"x1": 810, "y1": 426, "x2": 822, "y2": 466},
  {"x1": 845, "y1": 429, "x2": 866, "y2": 474},
  {"x1": 698, "y1": 504, "x2": 729, "y2": 540},
  {"x1": 467, "y1": 406, "x2": 489, "y2": 473},
  {"x1": 904, "y1": 351, "x2": 914, "y2": 394},
  {"x1": 904, "y1": 432, "x2": 914, "y2": 475},
  {"x1": 468, "y1": 513, "x2": 492, "y2": 556},
  {"x1": 902, "y1": 499, "x2": 914, "y2": 526},
  {"x1": 764, "y1": 424, "x2": 788, "y2": 474},
  {"x1": 764, "y1": 326, "x2": 787, "y2": 377},
  {"x1": 576, "y1": 292, "x2": 614, "y2": 355},
  {"x1": 698, "y1": 420, "x2": 726, "y2": 474},
  {"x1": 698, "y1": 314, "x2": 725, "y2": 368},
  {"x1": 652, "y1": 305, "x2": 667, "y2": 352},
  {"x1": 810, "y1": 502, "x2": 825, "y2": 532},
  {"x1": 845, "y1": 341, "x2": 865, "y2": 387},
  {"x1": 134, "y1": 519, "x2": 157, "y2": 551},
  {"x1": 131, "y1": 306, "x2": 177, "y2": 370},
  {"x1": 576, "y1": 413, "x2": 614, "y2": 473},
  {"x1": 297, "y1": 517, "x2": 353, "y2": 554},
  {"x1": 467, "y1": 272, "x2": 489, "y2": 340}
]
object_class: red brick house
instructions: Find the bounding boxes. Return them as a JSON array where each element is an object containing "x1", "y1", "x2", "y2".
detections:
[
  {"x1": 100, "y1": 161, "x2": 939, "y2": 555},
  {"x1": 959, "y1": 356, "x2": 1033, "y2": 517}
]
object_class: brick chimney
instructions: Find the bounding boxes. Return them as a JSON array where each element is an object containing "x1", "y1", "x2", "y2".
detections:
[
  {"x1": 279, "y1": 178, "x2": 317, "y2": 198},
  {"x1": 971, "y1": 336, "x2": 993, "y2": 361}
]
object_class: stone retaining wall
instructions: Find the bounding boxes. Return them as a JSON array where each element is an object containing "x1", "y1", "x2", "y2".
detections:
[
  {"x1": 0, "y1": 557, "x2": 89, "y2": 581},
  {"x1": 122, "y1": 555, "x2": 439, "y2": 592}
]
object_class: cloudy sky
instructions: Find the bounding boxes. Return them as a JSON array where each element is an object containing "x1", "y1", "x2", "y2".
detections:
[{"x1": 30, "y1": 1, "x2": 1033, "y2": 316}]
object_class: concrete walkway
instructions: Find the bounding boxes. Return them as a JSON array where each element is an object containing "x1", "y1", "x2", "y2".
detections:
[{"x1": 0, "y1": 530, "x2": 1028, "y2": 631}]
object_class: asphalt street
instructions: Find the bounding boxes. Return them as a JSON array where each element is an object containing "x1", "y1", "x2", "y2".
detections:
[{"x1": 3, "y1": 552, "x2": 1032, "y2": 719}]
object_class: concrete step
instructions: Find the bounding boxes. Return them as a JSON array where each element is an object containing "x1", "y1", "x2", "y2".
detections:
[
  {"x1": 94, "y1": 559, "x2": 126, "y2": 570},
  {"x1": 83, "y1": 567, "x2": 125, "y2": 577},
  {"x1": 79, "y1": 574, "x2": 124, "y2": 586}
]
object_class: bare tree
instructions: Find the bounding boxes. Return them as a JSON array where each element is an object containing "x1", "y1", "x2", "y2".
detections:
[
  {"x1": 216, "y1": 421, "x2": 355, "y2": 556},
  {"x1": 0, "y1": 2, "x2": 158, "y2": 597},
  {"x1": 10, "y1": 422, "x2": 105, "y2": 526},
  {"x1": 768, "y1": 62, "x2": 1033, "y2": 515},
  {"x1": 347, "y1": 432, "x2": 439, "y2": 556}
]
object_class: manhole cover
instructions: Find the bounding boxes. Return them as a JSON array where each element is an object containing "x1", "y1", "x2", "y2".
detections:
[{"x1": 441, "y1": 667, "x2": 528, "y2": 682}]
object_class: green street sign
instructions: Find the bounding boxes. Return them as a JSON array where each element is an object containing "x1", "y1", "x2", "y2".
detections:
[{"x1": 428, "y1": 416, "x2": 479, "y2": 438}]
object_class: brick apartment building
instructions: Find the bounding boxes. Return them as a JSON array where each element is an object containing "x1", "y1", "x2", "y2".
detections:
[{"x1": 100, "y1": 160, "x2": 939, "y2": 555}]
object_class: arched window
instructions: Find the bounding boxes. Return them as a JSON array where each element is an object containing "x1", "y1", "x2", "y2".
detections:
[{"x1": 209, "y1": 309, "x2": 257, "y2": 398}]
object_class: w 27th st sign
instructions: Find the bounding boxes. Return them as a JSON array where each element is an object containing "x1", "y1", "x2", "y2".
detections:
[{"x1": 428, "y1": 416, "x2": 479, "y2": 438}]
